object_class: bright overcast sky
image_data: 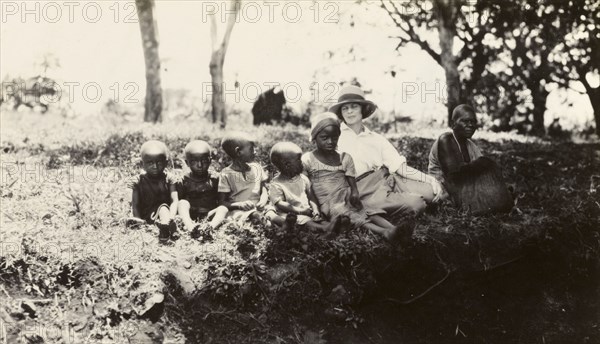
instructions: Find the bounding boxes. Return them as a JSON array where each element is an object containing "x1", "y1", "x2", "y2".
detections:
[{"x1": 0, "y1": 0, "x2": 593, "y2": 127}]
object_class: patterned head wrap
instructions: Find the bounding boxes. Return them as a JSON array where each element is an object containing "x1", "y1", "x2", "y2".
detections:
[{"x1": 310, "y1": 112, "x2": 340, "y2": 141}]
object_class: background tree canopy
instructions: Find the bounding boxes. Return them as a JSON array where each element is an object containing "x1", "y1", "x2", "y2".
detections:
[
  {"x1": 380, "y1": 0, "x2": 599, "y2": 136},
  {"x1": 1, "y1": 0, "x2": 597, "y2": 136}
]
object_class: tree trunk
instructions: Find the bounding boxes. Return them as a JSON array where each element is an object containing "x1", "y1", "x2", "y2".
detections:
[
  {"x1": 589, "y1": 87, "x2": 600, "y2": 136},
  {"x1": 530, "y1": 84, "x2": 549, "y2": 136},
  {"x1": 135, "y1": 0, "x2": 163, "y2": 123},
  {"x1": 594, "y1": 110, "x2": 600, "y2": 137},
  {"x1": 434, "y1": 0, "x2": 461, "y2": 126},
  {"x1": 208, "y1": 0, "x2": 240, "y2": 127},
  {"x1": 579, "y1": 69, "x2": 600, "y2": 136},
  {"x1": 209, "y1": 51, "x2": 226, "y2": 127}
]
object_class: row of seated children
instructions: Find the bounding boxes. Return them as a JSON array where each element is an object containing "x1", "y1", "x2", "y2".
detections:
[{"x1": 127, "y1": 113, "x2": 410, "y2": 243}]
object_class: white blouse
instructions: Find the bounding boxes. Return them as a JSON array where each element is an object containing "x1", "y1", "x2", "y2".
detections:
[{"x1": 337, "y1": 122, "x2": 407, "y2": 177}]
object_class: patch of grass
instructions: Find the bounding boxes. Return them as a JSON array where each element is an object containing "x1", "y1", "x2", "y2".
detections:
[{"x1": 1, "y1": 112, "x2": 599, "y2": 343}]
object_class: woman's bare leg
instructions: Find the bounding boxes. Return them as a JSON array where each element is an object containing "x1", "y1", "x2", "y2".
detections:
[
  {"x1": 306, "y1": 216, "x2": 342, "y2": 234},
  {"x1": 368, "y1": 215, "x2": 395, "y2": 229},
  {"x1": 362, "y1": 223, "x2": 391, "y2": 238},
  {"x1": 362, "y1": 215, "x2": 408, "y2": 243},
  {"x1": 365, "y1": 215, "x2": 414, "y2": 244}
]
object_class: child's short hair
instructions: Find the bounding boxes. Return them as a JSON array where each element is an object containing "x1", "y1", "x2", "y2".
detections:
[
  {"x1": 220, "y1": 132, "x2": 254, "y2": 158},
  {"x1": 184, "y1": 140, "x2": 211, "y2": 159},
  {"x1": 270, "y1": 142, "x2": 302, "y2": 170},
  {"x1": 140, "y1": 140, "x2": 168, "y2": 159}
]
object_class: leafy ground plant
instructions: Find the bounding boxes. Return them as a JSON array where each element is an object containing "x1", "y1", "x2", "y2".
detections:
[{"x1": 1, "y1": 113, "x2": 599, "y2": 343}]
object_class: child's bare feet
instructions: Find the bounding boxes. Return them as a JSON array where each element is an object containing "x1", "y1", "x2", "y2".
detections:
[
  {"x1": 168, "y1": 219, "x2": 179, "y2": 240},
  {"x1": 249, "y1": 212, "x2": 265, "y2": 226},
  {"x1": 339, "y1": 215, "x2": 351, "y2": 232},
  {"x1": 329, "y1": 216, "x2": 342, "y2": 234},
  {"x1": 282, "y1": 213, "x2": 297, "y2": 231},
  {"x1": 382, "y1": 226, "x2": 399, "y2": 243},
  {"x1": 336, "y1": 215, "x2": 351, "y2": 234},
  {"x1": 157, "y1": 222, "x2": 171, "y2": 242},
  {"x1": 322, "y1": 216, "x2": 342, "y2": 239},
  {"x1": 190, "y1": 224, "x2": 214, "y2": 243},
  {"x1": 322, "y1": 215, "x2": 350, "y2": 239},
  {"x1": 190, "y1": 224, "x2": 201, "y2": 239},
  {"x1": 386, "y1": 222, "x2": 414, "y2": 246}
]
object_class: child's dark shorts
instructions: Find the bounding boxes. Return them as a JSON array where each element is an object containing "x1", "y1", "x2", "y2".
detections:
[
  {"x1": 143, "y1": 203, "x2": 170, "y2": 223},
  {"x1": 189, "y1": 207, "x2": 210, "y2": 221}
]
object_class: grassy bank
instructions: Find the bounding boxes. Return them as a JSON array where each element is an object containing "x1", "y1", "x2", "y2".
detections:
[{"x1": 1, "y1": 112, "x2": 599, "y2": 343}]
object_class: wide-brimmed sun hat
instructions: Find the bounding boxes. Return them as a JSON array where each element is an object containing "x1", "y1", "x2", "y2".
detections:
[{"x1": 328, "y1": 85, "x2": 378, "y2": 120}]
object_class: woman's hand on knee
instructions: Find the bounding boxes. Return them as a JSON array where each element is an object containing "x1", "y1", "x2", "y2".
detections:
[{"x1": 430, "y1": 179, "x2": 443, "y2": 203}]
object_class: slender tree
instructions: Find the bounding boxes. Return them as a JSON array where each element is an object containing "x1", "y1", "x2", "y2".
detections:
[
  {"x1": 549, "y1": 0, "x2": 599, "y2": 135},
  {"x1": 380, "y1": 0, "x2": 596, "y2": 135},
  {"x1": 500, "y1": 14, "x2": 553, "y2": 136},
  {"x1": 485, "y1": 0, "x2": 565, "y2": 136},
  {"x1": 208, "y1": 0, "x2": 241, "y2": 127},
  {"x1": 435, "y1": 0, "x2": 461, "y2": 125},
  {"x1": 135, "y1": 0, "x2": 163, "y2": 123},
  {"x1": 488, "y1": 0, "x2": 599, "y2": 135},
  {"x1": 380, "y1": 0, "x2": 492, "y2": 126}
]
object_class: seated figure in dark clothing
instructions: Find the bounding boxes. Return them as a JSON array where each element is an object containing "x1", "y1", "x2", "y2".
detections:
[
  {"x1": 428, "y1": 105, "x2": 512, "y2": 215},
  {"x1": 251, "y1": 87, "x2": 286, "y2": 125}
]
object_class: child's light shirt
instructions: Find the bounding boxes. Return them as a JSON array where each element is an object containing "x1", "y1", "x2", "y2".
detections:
[
  {"x1": 269, "y1": 174, "x2": 311, "y2": 209},
  {"x1": 218, "y1": 162, "x2": 268, "y2": 204}
]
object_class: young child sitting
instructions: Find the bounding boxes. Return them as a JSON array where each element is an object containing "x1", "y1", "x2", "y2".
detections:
[
  {"x1": 302, "y1": 112, "x2": 410, "y2": 243},
  {"x1": 177, "y1": 140, "x2": 229, "y2": 239},
  {"x1": 266, "y1": 142, "x2": 344, "y2": 233},
  {"x1": 218, "y1": 132, "x2": 269, "y2": 225},
  {"x1": 128, "y1": 140, "x2": 178, "y2": 241}
]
